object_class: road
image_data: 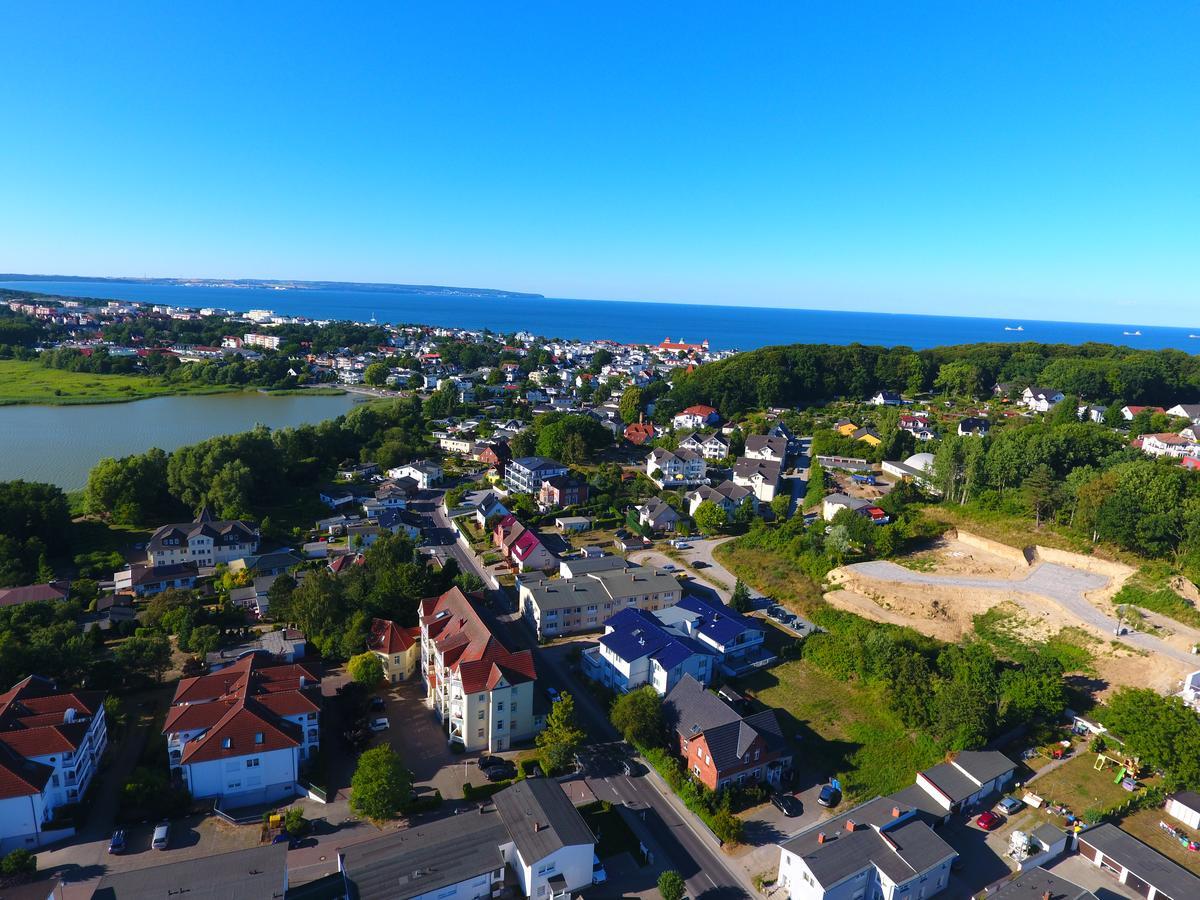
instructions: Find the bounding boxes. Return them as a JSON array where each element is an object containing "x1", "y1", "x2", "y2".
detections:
[{"x1": 418, "y1": 487, "x2": 751, "y2": 899}]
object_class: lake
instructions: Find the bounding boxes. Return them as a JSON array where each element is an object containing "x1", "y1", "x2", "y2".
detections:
[{"x1": 0, "y1": 391, "x2": 361, "y2": 490}]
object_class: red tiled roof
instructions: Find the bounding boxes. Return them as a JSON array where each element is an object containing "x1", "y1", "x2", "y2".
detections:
[
  {"x1": 0, "y1": 675, "x2": 105, "y2": 798},
  {"x1": 180, "y1": 698, "x2": 301, "y2": 764},
  {"x1": 681, "y1": 404, "x2": 717, "y2": 417},
  {"x1": 0, "y1": 582, "x2": 70, "y2": 607},
  {"x1": 421, "y1": 588, "x2": 536, "y2": 695},
  {"x1": 368, "y1": 618, "x2": 417, "y2": 654}
]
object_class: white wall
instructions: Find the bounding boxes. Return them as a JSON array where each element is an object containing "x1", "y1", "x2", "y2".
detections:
[
  {"x1": 185, "y1": 748, "x2": 298, "y2": 800},
  {"x1": 0, "y1": 794, "x2": 45, "y2": 852},
  {"x1": 515, "y1": 843, "x2": 594, "y2": 899}
]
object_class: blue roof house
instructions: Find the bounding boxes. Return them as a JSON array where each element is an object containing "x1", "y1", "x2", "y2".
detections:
[
  {"x1": 584, "y1": 607, "x2": 715, "y2": 695},
  {"x1": 654, "y1": 594, "x2": 774, "y2": 676}
]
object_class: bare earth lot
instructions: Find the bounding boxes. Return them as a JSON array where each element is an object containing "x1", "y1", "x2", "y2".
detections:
[{"x1": 826, "y1": 536, "x2": 1196, "y2": 696}]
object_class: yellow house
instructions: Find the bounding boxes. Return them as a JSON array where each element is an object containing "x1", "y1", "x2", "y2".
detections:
[
  {"x1": 367, "y1": 618, "x2": 421, "y2": 683},
  {"x1": 855, "y1": 428, "x2": 882, "y2": 447},
  {"x1": 835, "y1": 420, "x2": 859, "y2": 437}
]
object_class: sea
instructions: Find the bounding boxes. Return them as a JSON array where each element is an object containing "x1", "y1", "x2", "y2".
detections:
[{"x1": 2, "y1": 279, "x2": 1198, "y2": 353}]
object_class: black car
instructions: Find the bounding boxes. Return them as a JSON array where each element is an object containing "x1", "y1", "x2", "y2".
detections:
[
  {"x1": 817, "y1": 784, "x2": 841, "y2": 808},
  {"x1": 692, "y1": 561, "x2": 709, "y2": 569},
  {"x1": 483, "y1": 764, "x2": 516, "y2": 782},
  {"x1": 369, "y1": 696, "x2": 385, "y2": 711},
  {"x1": 478, "y1": 754, "x2": 504, "y2": 770},
  {"x1": 771, "y1": 793, "x2": 802, "y2": 817}
]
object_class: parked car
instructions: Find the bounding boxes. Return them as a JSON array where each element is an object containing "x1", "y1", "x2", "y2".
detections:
[
  {"x1": 771, "y1": 793, "x2": 802, "y2": 817},
  {"x1": 817, "y1": 784, "x2": 841, "y2": 808},
  {"x1": 369, "y1": 717, "x2": 390, "y2": 732},
  {"x1": 151, "y1": 822, "x2": 170, "y2": 850},
  {"x1": 546, "y1": 687, "x2": 561, "y2": 703},
  {"x1": 661, "y1": 563, "x2": 677, "y2": 572},
  {"x1": 692, "y1": 561, "x2": 709, "y2": 569},
  {"x1": 478, "y1": 754, "x2": 504, "y2": 770},
  {"x1": 592, "y1": 853, "x2": 608, "y2": 885},
  {"x1": 483, "y1": 765, "x2": 515, "y2": 783},
  {"x1": 369, "y1": 696, "x2": 385, "y2": 711},
  {"x1": 976, "y1": 811, "x2": 1003, "y2": 831},
  {"x1": 107, "y1": 829, "x2": 127, "y2": 855},
  {"x1": 996, "y1": 796, "x2": 1024, "y2": 815}
]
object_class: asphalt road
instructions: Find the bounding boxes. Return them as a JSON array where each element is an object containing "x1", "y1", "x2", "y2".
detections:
[{"x1": 419, "y1": 487, "x2": 750, "y2": 899}]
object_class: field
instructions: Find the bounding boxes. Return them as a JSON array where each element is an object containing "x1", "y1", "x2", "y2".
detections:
[
  {"x1": 733, "y1": 658, "x2": 943, "y2": 801},
  {"x1": 0, "y1": 359, "x2": 234, "y2": 405},
  {"x1": 1029, "y1": 753, "x2": 1154, "y2": 816}
]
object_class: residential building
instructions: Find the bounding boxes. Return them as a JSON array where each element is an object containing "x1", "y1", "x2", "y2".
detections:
[
  {"x1": 386, "y1": 460, "x2": 443, "y2": 489},
  {"x1": 506, "y1": 457, "x2": 568, "y2": 494},
  {"x1": 538, "y1": 475, "x2": 589, "y2": 510},
  {"x1": 338, "y1": 779, "x2": 595, "y2": 900},
  {"x1": 420, "y1": 587, "x2": 541, "y2": 752},
  {"x1": 653, "y1": 593, "x2": 772, "y2": 675},
  {"x1": 957, "y1": 416, "x2": 990, "y2": 436},
  {"x1": 745, "y1": 433, "x2": 788, "y2": 463},
  {"x1": 733, "y1": 456, "x2": 783, "y2": 502},
  {"x1": 146, "y1": 508, "x2": 259, "y2": 567},
  {"x1": 686, "y1": 481, "x2": 756, "y2": 519},
  {"x1": 988, "y1": 868, "x2": 1096, "y2": 900},
  {"x1": 477, "y1": 441, "x2": 512, "y2": 475},
  {"x1": 869, "y1": 390, "x2": 903, "y2": 406},
  {"x1": 1022, "y1": 386, "x2": 1065, "y2": 412},
  {"x1": 0, "y1": 676, "x2": 108, "y2": 852},
  {"x1": 472, "y1": 491, "x2": 511, "y2": 527},
  {"x1": 852, "y1": 427, "x2": 882, "y2": 447},
  {"x1": 624, "y1": 420, "x2": 657, "y2": 446},
  {"x1": 163, "y1": 654, "x2": 321, "y2": 805},
  {"x1": 555, "y1": 515, "x2": 592, "y2": 533},
  {"x1": 582, "y1": 607, "x2": 715, "y2": 695},
  {"x1": 367, "y1": 617, "x2": 421, "y2": 683},
  {"x1": 664, "y1": 674, "x2": 790, "y2": 791},
  {"x1": 113, "y1": 562, "x2": 199, "y2": 597},
  {"x1": 91, "y1": 843, "x2": 288, "y2": 900},
  {"x1": 493, "y1": 515, "x2": 558, "y2": 572},
  {"x1": 1166, "y1": 403, "x2": 1200, "y2": 425},
  {"x1": 336, "y1": 461, "x2": 380, "y2": 480},
  {"x1": 912, "y1": 750, "x2": 1016, "y2": 814},
  {"x1": 647, "y1": 447, "x2": 708, "y2": 488},
  {"x1": 1121, "y1": 404, "x2": 1167, "y2": 421},
  {"x1": 777, "y1": 795, "x2": 956, "y2": 900},
  {"x1": 0, "y1": 582, "x2": 70, "y2": 608},
  {"x1": 673, "y1": 404, "x2": 720, "y2": 430},
  {"x1": 1076, "y1": 823, "x2": 1200, "y2": 900},
  {"x1": 518, "y1": 563, "x2": 682, "y2": 639},
  {"x1": 636, "y1": 497, "x2": 682, "y2": 533},
  {"x1": 1138, "y1": 432, "x2": 1200, "y2": 460},
  {"x1": 899, "y1": 414, "x2": 937, "y2": 441},
  {"x1": 679, "y1": 431, "x2": 730, "y2": 460},
  {"x1": 242, "y1": 332, "x2": 281, "y2": 350},
  {"x1": 206, "y1": 629, "x2": 306, "y2": 671}
]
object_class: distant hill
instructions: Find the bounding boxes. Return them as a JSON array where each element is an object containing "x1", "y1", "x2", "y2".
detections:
[{"x1": 0, "y1": 274, "x2": 544, "y2": 300}]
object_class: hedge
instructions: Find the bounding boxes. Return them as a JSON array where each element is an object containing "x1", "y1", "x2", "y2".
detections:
[{"x1": 638, "y1": 744, "x2": 744, "y2": 844}]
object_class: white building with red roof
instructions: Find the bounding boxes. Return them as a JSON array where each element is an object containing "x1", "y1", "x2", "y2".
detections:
[
  {"x1": 420, "y1": 588, "x2": 544, "y2": 752},
  {"x1": 0, "y1": 675, "x2": 107, "y2": 852},
  {"x1": 164, "y1": 653, "x2": 320, "y2": 805},
  {"x1": 367, "y1": 617, "x2": 421, "y2": 683},
  {"x1": 672, "y1": 404, "x2": 720, "y2": 430}
]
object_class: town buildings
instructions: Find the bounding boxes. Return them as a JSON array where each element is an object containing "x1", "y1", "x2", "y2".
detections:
[
  {"x1": 582, "y1": 607, "x2": 715, "y2": 695},
  {"x1": 493, "y1": 515, "x2": 558, "y2": 573},
  {"x1": 672, "y1": 404, "x2": 720, "y2": 430},
  {"x1": 0, "y1": 676, "x2": 108, "y2": 852},
  {"x1": 163, "y1": 653, "x2": 321, "y2": 806},
  {"x1": 419, "y1": 587, "x2": 542, "y2": 752},
  {"x1": 647, "y1": 447, "x2": 708, "y2": 488},
  {"x1": 146, "y1": 508, "x2": 259, "y2": 567},
  {"x1": 367, "y1": 617, "x2": 421, "y2": 683},
  {"x1": 505, "y1": 457, "x2": 568, "y2": 494},
  {"x1": 517, "y1": 562, "x2": 682, "y2": 639}
]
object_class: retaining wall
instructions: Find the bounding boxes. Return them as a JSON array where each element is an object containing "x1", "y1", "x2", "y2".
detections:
[{"x1": 952, "y1": 529, "x2": 1033, "y2": 567}]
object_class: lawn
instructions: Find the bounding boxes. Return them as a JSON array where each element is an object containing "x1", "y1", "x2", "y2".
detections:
[
  {"x1": 0, "y1": 358, "x2": 237, "y2": 405},
  {"x1": 733, "y1": 658, "x2": 943, "y2": 801},
  {"x1": 1030, "y1": 753, "x2": 1151, "y2": 817},
  {"x1": 1118, "y1": 806, "x2": 1200, "y2": 876},
  {"x1": 714, "y1": 543, "x2": 825, "y2": 615}
]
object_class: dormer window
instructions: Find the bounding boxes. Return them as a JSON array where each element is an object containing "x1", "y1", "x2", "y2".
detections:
[
  {"x1": 222, "y1": 737, "x2": 232, "y2": 749},
  {"x1": 255, "y1": 732, "x2": 264, "y2": 744}
]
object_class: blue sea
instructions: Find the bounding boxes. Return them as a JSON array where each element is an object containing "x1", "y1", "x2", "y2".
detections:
[{"x1": 2, "y1": 279, "x2": 1198, "y2": 353}]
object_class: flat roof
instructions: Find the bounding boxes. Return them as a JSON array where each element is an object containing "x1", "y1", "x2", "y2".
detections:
[{"x1": 91, "y1": 843, "x2": 287, "y2": 900}]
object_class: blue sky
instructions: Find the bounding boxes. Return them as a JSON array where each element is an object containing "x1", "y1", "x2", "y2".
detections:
[{"x1": 1, "y1": 3, "x2": 1197, "y2": 324}]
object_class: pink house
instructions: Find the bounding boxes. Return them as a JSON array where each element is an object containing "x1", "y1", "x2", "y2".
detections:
[{"x1": 492, "y1": 515, "x2": 557, "y2": 573}]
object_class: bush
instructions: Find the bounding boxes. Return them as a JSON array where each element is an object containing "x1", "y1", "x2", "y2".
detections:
[
  {"x1": 1, "y1": 849, "x2": 36, "y2": 878},
  {"x1": 283, "y1": 806, "x2": 307, "y2": 836}
]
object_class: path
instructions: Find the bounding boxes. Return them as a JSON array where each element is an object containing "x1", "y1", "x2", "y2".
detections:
[{"x1": 847, "y1": 559, "x2": 1198, "y2": 666}]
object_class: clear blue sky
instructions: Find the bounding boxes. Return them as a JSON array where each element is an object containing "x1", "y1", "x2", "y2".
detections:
[{"x1": 2, "y1": 3, "x2": 1197, "y2": 324}]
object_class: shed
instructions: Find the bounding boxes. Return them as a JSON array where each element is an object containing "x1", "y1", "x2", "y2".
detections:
[{"x1": 1166, "y1": 791, "x2": 1200, "y2": 830}]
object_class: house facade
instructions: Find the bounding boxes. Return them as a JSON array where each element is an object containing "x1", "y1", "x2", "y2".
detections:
[
  {"x1": 164, "y1": 654, "x2": 321, "y2": 805},
  {"x1": 0, "y1": 676, "x2": 108, "y2": 853},
  {"x1": 493, "y1": 515, "x2": 558, "y2": 572},
  {"x1": 745, "y1": 434, "x2": 788, "y2": 463},
  {"x1": 386, "y1": 460, "x2": 443, "y2": 489},
  {"x1": 733, "y1": 456, "x2": 783, "y2": 502},
  {"x1": 647, "y1": 447, "x2": 708, "y2": 488},
  {"x1": 505, "y1": 457, "x2": 568, "y2": 494},
  {"x1": 147, "y1": 508, "x2": 259, "y2": 567},
  {"x1": 420, "y1": 587, "x2": 542, "y2": 752},
  {"x1": 672, "y1": 404, "x2": 719, "y2": 430},
  {"x1": 538, "y1": 475, "x2": 589, "y2": 510},
  {"x1": 582, "y1": 607, "x2": 715, "y2": 696},
  {"x1": 518, "y1": 563, "x2": 682, "y2": 639},
  {"x1": 679, "y1": 431, "x2": 730, "y2": 460},
  {"x1": 367, "y1": 617, "x2": 421, "y2": 683},
  {"x1": 686, "y1": 481, "x2": 756, "y2": 519}
]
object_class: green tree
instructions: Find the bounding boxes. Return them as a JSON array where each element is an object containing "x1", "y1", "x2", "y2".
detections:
[
  {"x1": 363, "y1": 361, "x2": 389, "y2": 387},
  {"x1": 115, "y1": 629, "x2": 173, "y2": 682},
  {"x1": 770, "y1": 493, "x2": 791, "y2": 521},
  {"x1": 657, "y1": 870, "x2": 686, "y2": 900},
  {"x1": 536, "y1": 692, "x2": 585, "y2": 774},
  {"x1": 610, "y1": 686, "x2": 663, "y2": 747},
  {"x1": 933, "y1": 361, "x2": 982, "y2": 398},
  {"x1": 188, "y1": 624, "x2": 221, "y2": 658},
  {"x1": 1103, "y1": 688, "x2": 1200, "y2": 788},
  {"x1": 619, "y1": 386, "x2": 643, "y2": 425},
  {"x1": 1022, "y1": 464, "x2": 1058, "y2": 528},
  {"x1": 350, "y1": 745, "x2": 413, "y2": 820},
  {"x1": 1, "y1": 848, "x2": 37, "y2": 878},
  {"x1": 693, "y1": 500, "x2": 726, "y2": 535},
  {"x1": 730, "y1": 579, "x2": 752, "y2": 614},
  {"x1": 348, "y1": 651, "x2": 384, "y2": 687}
]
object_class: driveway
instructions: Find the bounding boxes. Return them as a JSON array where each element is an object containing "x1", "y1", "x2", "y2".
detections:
[{"x1": 846, "y1": 559, "x2": 1198, "y2": 666}]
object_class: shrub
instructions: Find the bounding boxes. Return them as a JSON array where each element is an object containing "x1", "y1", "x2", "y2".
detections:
[{"x1": 1, "y1": 849, "x2": 36, "y2": 878}]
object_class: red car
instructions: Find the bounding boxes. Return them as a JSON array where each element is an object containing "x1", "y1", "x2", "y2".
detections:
[{"x1": 976, "y1": 811, "x2": 1003, "y2": 830}]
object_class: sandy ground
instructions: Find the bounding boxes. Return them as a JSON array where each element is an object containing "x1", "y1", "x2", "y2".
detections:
[{"x1": 826, "y1": 538, "x2": 1194, "y2": 697}]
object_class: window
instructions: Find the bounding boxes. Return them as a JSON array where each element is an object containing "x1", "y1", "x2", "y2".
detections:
[
  {"x1": 496, "y1": 702, "x2": 505, "y2": 711},
  {"x1": 478, "y1": 710, "x2": 485, "y2": 719},
  {"x1": 222, "y1": 738, "x2": 232, "y2": 749},
  {"x1": 255, "y1": 732, "x2": 264, "y2": 744},
  {"x1": 477, "y1": 728, "x2": 485, "y2": 738},
  {"x1": 246, "y1": 758, "x2": 260, "y2": 768}
]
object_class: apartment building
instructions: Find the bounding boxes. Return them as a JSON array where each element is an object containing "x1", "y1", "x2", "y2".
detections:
[
  {"x1": 518, "y1": 562, "x2": 682, "y2": 639},
  {"x1": 146, "y1": 507, "x2": 259, "y2": 568}
]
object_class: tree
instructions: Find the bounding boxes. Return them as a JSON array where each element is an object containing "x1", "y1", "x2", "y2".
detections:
[
  {"x1": 693, "y1": 500, "x2": 726, "y2": 536},
  {"x1": 1022, "y1": 464, "x2": 1058, "y2": 528},
  {"x1": 619, "y1": 386, "x2": 643, "y2": 425},
  {"x1": 363, "y1": 362, "x2": 389, "y2": 387},
  {"x1": 115, "y1": 629, "x2": 173, "y2": 682},
  {"x1": 657, "y1": 870, "x2": 686, "y2": 900},
  {"x1": 1, "y1": 848, "x2": 37, "y2": 878},
  {"x1": 770, "y1": 493, "x2": 791, "y2": 521},
  {"x1": 350, "y1": 746, "x2": 413, "y2": 820},
  {"x1": 348, "y1": 651, "x2": 384, "y2": 687},
  {"x1": 536, "y1": 692, "x2": 585, "y2": 774},
  {"x1": 933, "y1": 361, "x2": 982, "y2": 398},
  {"x1": 730, "y1": 579, "x2": 752, "y2": 614},
  {"x1": 188, "y1": 624, "x2": 221, "y2": 658},
  {"x1": 610, "y1": 686, "x2": 663, "y2": 747},
  {"x1": 1103, "y1": 688, "x2": 1200, "y2": 789}
]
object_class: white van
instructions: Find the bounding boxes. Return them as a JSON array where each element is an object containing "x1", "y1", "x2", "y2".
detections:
[{"x1": 152, "y1": 822, "x2": 170, "y2": 850}]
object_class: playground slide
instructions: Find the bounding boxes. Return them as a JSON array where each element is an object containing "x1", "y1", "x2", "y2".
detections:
[{"x1": 1113, "y1": 766, "x2": 1127, "y2": 784}]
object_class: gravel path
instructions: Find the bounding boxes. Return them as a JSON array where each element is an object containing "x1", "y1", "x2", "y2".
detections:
[{"x1": 847, "y1": 560, "x2": 1197, "y2": 666}]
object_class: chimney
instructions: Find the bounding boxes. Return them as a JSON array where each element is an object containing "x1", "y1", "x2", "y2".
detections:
[
  {"x1": 816, "y1": 832, "x2": 826, "y2": 844},
  {"x1": 1041, "y1": 894, "x2": 1051, "y2": 900},
  {"x1": 534, "y1": 821, "x2": 542, "y2": 832},
  {"x1": 891, "y1": 806, "x2": 901, "y2": 818},
  {"x1": 844, "y1": 819, "x2": 856, "y2": 833}
]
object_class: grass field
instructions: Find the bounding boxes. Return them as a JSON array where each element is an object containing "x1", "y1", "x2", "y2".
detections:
[
  {"x1": 713, "y1": 543, "x2": 825, "y2": 614},
  {"x1": 1118, "y1": 806, "x2": 1200, "y2": 875},
  {"x1": 0, "y1": 359, "x2": 235, "y2": 405},
  {"x1": 734, "y1": 658, "x2": 944, "y2": 801},
  {"x1": 1031, "y1": 753, "x2": 1149, "y2": 815}
]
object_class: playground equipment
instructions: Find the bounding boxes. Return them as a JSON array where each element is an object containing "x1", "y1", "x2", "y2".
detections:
[{"x1": 1094, "y1": 753, "x2": 1141, "y2": 779}]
